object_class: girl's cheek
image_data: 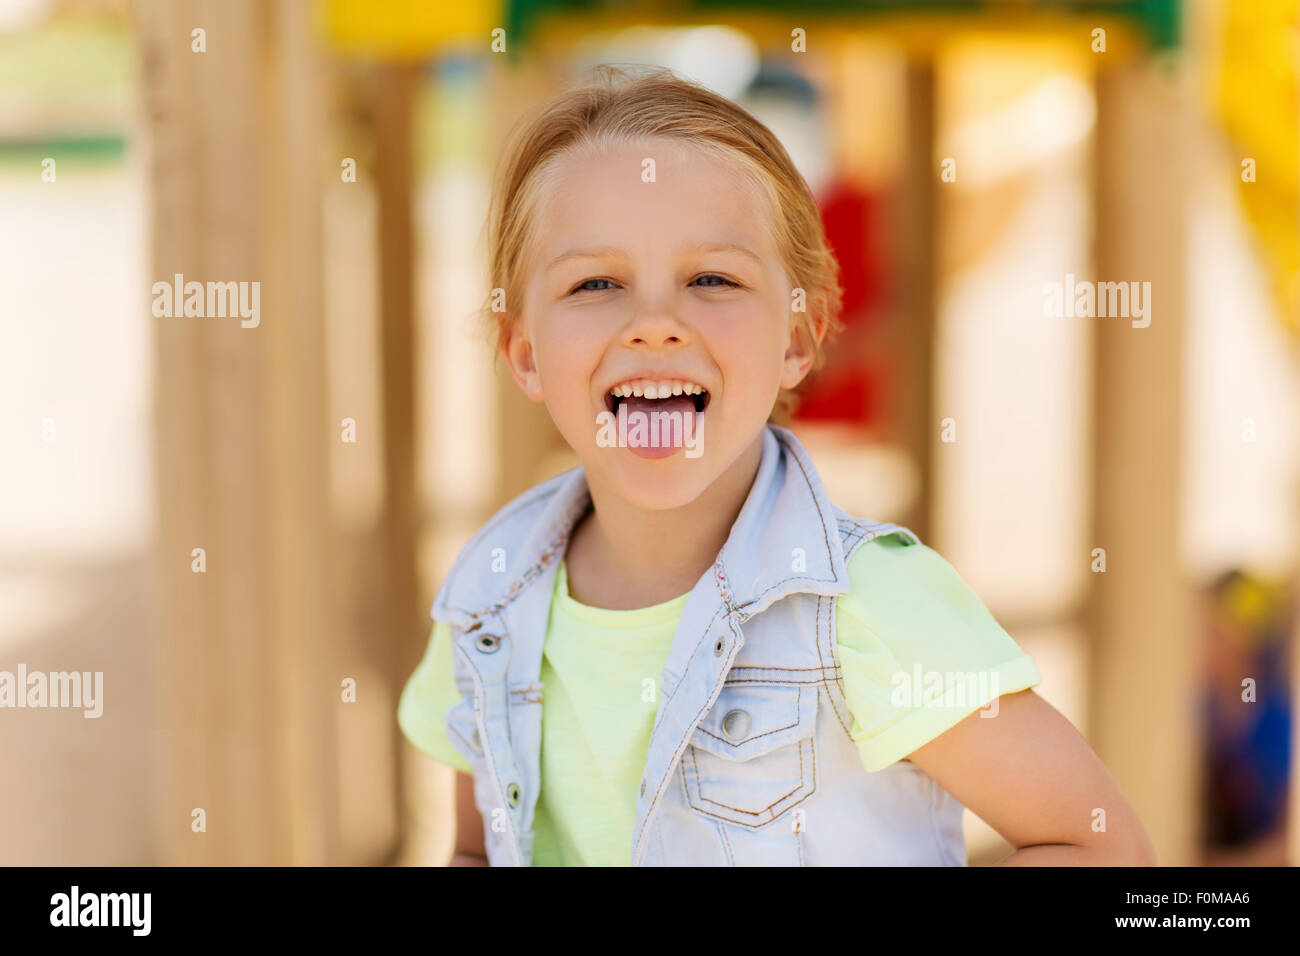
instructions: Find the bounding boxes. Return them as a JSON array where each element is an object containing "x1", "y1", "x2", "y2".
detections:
[
  {"x1": 691, "y1": 300, "x2": 783, "y2": 350},
  {"x1": 684, "y1": 300, "x2": 747, "y2": 339}
]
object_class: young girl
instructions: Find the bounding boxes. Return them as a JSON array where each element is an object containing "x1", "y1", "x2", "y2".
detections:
[{"x1": 398, "y1": 66, "x2": 1156, "y2": 867}]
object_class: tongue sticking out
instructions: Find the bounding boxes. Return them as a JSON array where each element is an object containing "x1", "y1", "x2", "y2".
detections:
[{"x1": 621, "y1": 395, "x2": 701, "y2": 459}]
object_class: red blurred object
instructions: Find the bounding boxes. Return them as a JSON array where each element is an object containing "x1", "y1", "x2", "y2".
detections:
[{"x1": 793, "y1": 177, "x2": 891, "y2": 427}]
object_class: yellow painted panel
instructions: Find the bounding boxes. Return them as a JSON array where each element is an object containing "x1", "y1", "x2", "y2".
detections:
[
  {"x1": 320, "y1": 0, "x2": 500, "y2": 58},
  {"x1": 1213, "y1": 0, "x2": 1299, "y2": 334}
]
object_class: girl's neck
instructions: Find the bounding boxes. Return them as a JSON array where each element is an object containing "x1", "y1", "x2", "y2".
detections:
[{"x1": 564, "y1": 432, "x2": 764, "y2": 610}]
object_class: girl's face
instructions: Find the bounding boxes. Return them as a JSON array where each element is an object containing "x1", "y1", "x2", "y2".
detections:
[{"x1": 505, "y1": 137, "x2": 815, "y2": 510}]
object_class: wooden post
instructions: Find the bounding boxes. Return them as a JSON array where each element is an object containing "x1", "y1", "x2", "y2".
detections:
[
  {"x1": 894, "y1": 61, "x2": 937, "y2": 541},
  {"x1": 370, "y1": 61, "x2": 421, "y2": 859},
  {"x1": 1089, "y1": 57, "x2": 1197, "y2": 865},
  {"x1": 373, "y1": 63, "x2": 424, "y2": 670},
  {"x1": 489, "y1": 59, "x2": 569, "y2": 504},
  {"x1": 261, "y1": 0, "x2": 342, "y2": 867},
  {"x1": 139, "y1": 0, "x2": 348, "y2": 864}
]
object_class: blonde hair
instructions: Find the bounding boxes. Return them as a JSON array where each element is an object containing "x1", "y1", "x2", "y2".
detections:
[{"x1": 485, "y1": 65, "x2": 843, "y2": 423}]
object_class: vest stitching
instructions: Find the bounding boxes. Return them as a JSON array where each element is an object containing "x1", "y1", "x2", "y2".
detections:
[
  {"x1": 682, "y1": 736, "x2": 814, "y2": 820},
  {"x1": 448, "y1": 488, "x2": 591, "y2": 620},
  {"x1": 822, "y1": 517, "x2": 920, "y2": 744},
  {"x1": 813, "y1": 591, "x2": 830, "y2": 680},
  {"x1": 635, "y1": 606, "x2": 739, "y2": 860},
  {"x1": 734, "y1": 576, "x2": 840, "y2": 612},
  {"x1": 927, "y1": 772, "x2": 952, "y2": 864},
  {"x1": 818, "y1": 590, "x2": 857, "y2": 741},
  {"x1": 728, "y1": 434, "x2": 843, "y2": 613},
  {"x1": 778, "y1": 431, "x2": 837, "y2": 580},
  {"x1": 452, "y1": 632, "x2": 524, "y2": 866},
  {"x1": 717, "y1": 820, "x2": 736, "y2": 865},
  {"x1": 437, "y1": 475, "x2": 573, "y2": 614},
  {"x1": 796, "y1": 731, "x2": 818, "y2": 866},
  {"x1": 635, "y1": 515, "x2": 904, "y2": 861},
  {"x1": 651, "y1": 601, "x2": 726, "y2": 728},
  {"x1": 691, "y1": 685, "x2": 804, "y2": 746},
  {"x1": 673, "y1": 766, "x2": 733, "y2": 865},
  {"x1": 722, "y1": 676, "x2": 836, "y2": 685}
]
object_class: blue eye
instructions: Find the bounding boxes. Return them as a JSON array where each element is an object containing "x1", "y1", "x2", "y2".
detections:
[
  {"x1": 692, "y1": 274, "x2": 738, "y2": 288},
  {"x1": 574, "y1": 278, "x2": 616, "y2": 293}
]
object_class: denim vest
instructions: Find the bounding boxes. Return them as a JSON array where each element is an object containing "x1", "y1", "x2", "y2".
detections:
[{"x1": 432, "y1": 425, "x2": 967, "y2": 866}]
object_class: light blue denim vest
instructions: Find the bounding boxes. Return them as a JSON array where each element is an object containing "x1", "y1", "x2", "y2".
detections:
[{"x1": 431, "y1": 425, "x2": 967, "y2": 866}]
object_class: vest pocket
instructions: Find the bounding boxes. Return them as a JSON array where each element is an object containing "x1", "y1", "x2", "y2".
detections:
[{"x1": 683, "y1": 683, "x2": 817, "y2": 828}]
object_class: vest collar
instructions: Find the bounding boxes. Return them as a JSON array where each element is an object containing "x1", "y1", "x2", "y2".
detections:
[
  {"x1": 466, "y1": 424, "x2": 848, "y2": 624},
  {"x1": 715, "y1": 424, "x2": 851, "y2": 618}
]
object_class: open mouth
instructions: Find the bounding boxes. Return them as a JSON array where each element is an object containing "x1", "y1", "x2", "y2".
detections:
[{"x1": 604, "y1": 380, "x2": 711, "y2": 416}]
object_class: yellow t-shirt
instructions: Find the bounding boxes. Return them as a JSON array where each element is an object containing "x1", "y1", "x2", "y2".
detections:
[{"x1": 397, "y1": 534, "x2": 1041, "y2": 866}]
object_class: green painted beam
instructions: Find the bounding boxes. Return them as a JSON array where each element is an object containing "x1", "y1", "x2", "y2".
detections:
[{"x1": 506, "y1": 0, "x2": 1180, "y2": 51}]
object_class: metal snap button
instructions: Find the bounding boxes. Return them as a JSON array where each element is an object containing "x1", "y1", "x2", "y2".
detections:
[
  {"x1": 721, "y1": 709, "x2": 750, "y2": 741},
  {"x1": 506, "y1": 782, "x2": 521, "y2": 808},
  {"x1": 475, "y1": 633, "x2": 500, "y2": 653}
]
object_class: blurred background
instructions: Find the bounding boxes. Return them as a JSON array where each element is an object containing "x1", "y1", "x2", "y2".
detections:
[{"x1": 1, "y1": 0, "x2": 1297, "y2": 866}]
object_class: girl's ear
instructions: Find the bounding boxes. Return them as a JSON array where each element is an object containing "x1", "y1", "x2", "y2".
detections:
[
  {"x1": 779, "y1": 307, "x2": 822, "y2": 390},
  {"x1": 501, "y1": 317, "x2": 545, "y2": 402}
]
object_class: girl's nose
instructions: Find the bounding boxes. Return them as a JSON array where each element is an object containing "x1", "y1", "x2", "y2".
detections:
[{"x1": 623, "y1": 301, "x2": 690, "y2": 348}]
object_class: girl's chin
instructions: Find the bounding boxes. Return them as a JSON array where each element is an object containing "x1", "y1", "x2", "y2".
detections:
[{"x1": 582, "y1": 455, "x2": 716, "y2": 509}]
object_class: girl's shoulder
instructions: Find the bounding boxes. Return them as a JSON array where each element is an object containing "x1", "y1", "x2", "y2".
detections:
[
  {"x1": 833, "y1": 536, "x2": 1042, "y2": 770},
  {"x1": 836, "y1": 534, "x2": 1022, "y2": 664},
  {"x1": 842, "y1": 532, "x2": 962, "y2": 601}
]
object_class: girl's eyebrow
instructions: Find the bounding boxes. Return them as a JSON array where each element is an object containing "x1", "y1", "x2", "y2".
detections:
[
  {"x1": 546, "y1": 241, "x2": 761, "y2": 271},
  {"x1": 678, "y1": 241, "x2": 762, "y2": 264},
  {"x1": 545, "y1": 246, "x2": 627, "y2": 271}
]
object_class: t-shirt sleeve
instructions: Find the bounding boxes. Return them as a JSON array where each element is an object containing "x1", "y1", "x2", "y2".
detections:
[
  {"x1": 835, "y1": 533, "x2": 1042, "y2": 772},
  {"x1": 397, "y1": 620, "x2": 474, "y2": 774}
]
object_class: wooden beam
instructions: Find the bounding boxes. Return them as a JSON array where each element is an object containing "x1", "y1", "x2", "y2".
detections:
[
  {"x1": 894, "y1": 61, "x2": 937, "y2": 541},
  {"x1": 370, "y1": 61, "x2": 421, "y2": 862},
  {"x1": 139, "y1": 0, "x2": 278, "y2": 866},
  {"x1": 489, "y1": 60, "x2": 569, "y2": 504},
  {"x1": 261, "y1": 0, "x2": 341, "y2": 867},
  {"x1": 373, "y1": 62, "x2": 423, "y2": 670},
  {"x1": 1088, "y1": 57, "x2": 1196, "y2": 865},
  {"x1": 138, "y1": 0, "x2": 352, "y2": 864}
]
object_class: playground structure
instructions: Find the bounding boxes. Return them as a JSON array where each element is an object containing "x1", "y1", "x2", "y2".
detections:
[{"x1": 1, "y1": 0, "x2": 1296, "y2": 866}]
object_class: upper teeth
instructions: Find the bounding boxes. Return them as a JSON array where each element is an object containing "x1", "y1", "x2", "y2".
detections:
[{"x1": 609, "y1": 380, "x2": 706, "y2": 400}]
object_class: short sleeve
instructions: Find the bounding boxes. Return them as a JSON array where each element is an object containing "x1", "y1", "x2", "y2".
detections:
[
  {"x1": 397, "y1": 620, "x2": 474, "y2": 774},
  {"x1": 835, "y1": 534, "x2": 1042, "y2": 772}
]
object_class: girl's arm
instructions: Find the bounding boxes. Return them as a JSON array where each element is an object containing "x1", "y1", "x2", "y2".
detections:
[
  {"x1": 448, "y1": 769, "x2": 490, "y2": 866},
  {"x1": 906, "y1": 689, "x2": 1158, "y2": 865}
]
